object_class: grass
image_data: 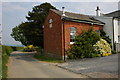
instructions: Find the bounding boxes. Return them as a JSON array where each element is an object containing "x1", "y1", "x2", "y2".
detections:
[
  {"x1": 2, "y1": 45, "x2": 23, "y2": 79},
  {"x1": 34, "y1": 54, "x2": 64, "y2": 63}
]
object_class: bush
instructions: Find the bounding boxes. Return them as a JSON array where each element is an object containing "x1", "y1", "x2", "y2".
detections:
[
  {"x1": 100, "y1": 30, "x2": 112, "y2": 46},
  {"x1": 111, "y1": 50, "x2": 117, "y2": 54},
  {"x1": 67, "y1": 27, "x2": 101, "y2": 59},
  {"x1": 94, "y1": 39, "x2": 112, "y2": 57},
  {"x1": 35, "y1": 46, "x2": 43, "y2": 55},
  {"x1": 23, "y1": 45, "x2": 36, "y2": 52}
]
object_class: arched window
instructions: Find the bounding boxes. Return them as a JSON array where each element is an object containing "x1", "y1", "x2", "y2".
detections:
[
  {"x1": 49, "y1": 19, "x2": 52, "y2": 28},
  {"x1": 70, "y1": 27, "x2": 76, "y2": 44}
]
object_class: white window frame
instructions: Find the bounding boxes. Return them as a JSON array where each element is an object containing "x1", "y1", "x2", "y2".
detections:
[
  {"x1": 49, "y1": 19, "x2": 52, "y2": 28},
  {"x1": 70, "y1": 27, "x2": 76, "y2": 44}
]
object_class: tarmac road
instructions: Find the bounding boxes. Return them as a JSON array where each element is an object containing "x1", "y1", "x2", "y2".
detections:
[
  {"x1": 8, "y1": 51, "x2": 88, "y2": 78},
  {"x1": 57, "y1": 53, "x2": 119, "y2": 78}
]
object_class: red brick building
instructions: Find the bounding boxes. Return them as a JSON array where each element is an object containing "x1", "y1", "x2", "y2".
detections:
[{"x1": 44, "y1": 8, "x2": 104, "y2": 60}]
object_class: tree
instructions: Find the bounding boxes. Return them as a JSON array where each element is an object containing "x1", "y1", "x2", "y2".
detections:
[
  {"x1": 26, "y1": 2, "x2": 57, "y2": 24},
  {"x1": 100, "y1": 30, "x2": 111, "y2": 45},
  {"x1": 11, "y1": 3, "x2": 57, "y2": 47},
  {"x1": 11, "y1": 23, "x2": 28, "y2": 46}
]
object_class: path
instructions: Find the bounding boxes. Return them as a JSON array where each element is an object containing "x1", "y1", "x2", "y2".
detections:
[{"x1": 8, "y1": 51, "x2": 88, "y2": 78}]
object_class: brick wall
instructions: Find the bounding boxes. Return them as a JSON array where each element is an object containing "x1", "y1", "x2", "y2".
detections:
[
  {"x1": 63, "y1": 21, "x2": 103, "y2": 55},
  {"x1": 44, "y1": 10, "x2": 62, "y2": 59}
]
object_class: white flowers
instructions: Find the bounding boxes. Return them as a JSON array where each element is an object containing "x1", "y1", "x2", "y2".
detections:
[{"x1": 94, "y1": 39, "x2": 111, "y2": 56}]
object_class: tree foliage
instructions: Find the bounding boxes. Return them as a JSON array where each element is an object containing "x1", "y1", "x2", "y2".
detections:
[
  {"x1": 26, "y1": 3, "x2": 56, "y2": 24},
  {"x1": 11, "y1": 3, "x2": 57, "y2": 47},
  {"x1": 11, "y1": 24, "x2": 27, "y2": 45},
  {"x1": 100, "y1": 30, "x2": 111, "y2": 45}
]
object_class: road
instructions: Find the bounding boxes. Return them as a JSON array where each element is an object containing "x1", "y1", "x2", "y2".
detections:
[
  {"x1": 57, "y1": 54, "x2": 119, "y2": 78},
  {"x1": 8, "y1": 51, "x2": 88, "y2": 78}
]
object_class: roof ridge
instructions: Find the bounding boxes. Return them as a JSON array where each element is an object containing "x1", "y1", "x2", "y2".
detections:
[
  {"x1": 65, "y1": 11, "x2": 89, "y2": 16},
  {"x1": 50, "y1": 9, "x2": 104, "y2": 25},
  {"x1": 50, "y1": 9, "x2": 90, "y2": 17}
]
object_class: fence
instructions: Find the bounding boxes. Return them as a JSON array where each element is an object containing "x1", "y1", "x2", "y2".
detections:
[{"x1": 115, "y1": 43, "x2": 120, "y2": 52}]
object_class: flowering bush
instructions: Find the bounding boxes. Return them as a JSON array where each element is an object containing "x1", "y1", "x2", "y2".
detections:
[
  {"x1": 94, "y1": 39, "x2": 112, "y2": 56},
  {"x1": 23, "y1": 45, "x2": 36, "y2": 52}
]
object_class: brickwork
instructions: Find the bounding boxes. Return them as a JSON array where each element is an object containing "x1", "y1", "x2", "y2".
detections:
[
  {"x1": 44, "y1": 10, "x2": 62, "y2": 58},
  {"x1": 64, "y1": 21, "x2": 103, "y2": 50}
]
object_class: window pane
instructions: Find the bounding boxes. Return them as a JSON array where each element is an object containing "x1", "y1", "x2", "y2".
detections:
[
  {"x1": 70, "y1": 27, "x2": 76, "y2": 33},
  {"x1": 70, "y1": 35, "x2": 75, "y2": 39},
  {"x1": 49, "y1": 19, "x2": 52, "y2": 23},
  {"x1": 70, "y1": 27, "x2": 76, "y2": 43},
  {"x1": 50, "y1": 24, "x2": 52, "y2": 28}
]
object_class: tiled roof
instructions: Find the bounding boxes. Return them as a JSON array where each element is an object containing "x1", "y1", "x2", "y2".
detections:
[{"x1": 50, "y1": 9, "x2": 105, "y2": 25}]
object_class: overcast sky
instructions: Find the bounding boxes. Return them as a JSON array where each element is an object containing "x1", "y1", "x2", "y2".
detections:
[{"x1": 1, "y1": 0, "x2": 120, "y2": 46}]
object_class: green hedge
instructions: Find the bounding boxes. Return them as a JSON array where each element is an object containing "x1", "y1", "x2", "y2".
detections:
[{"x1": 2, "y1": 45, "x2": 23, "y2": 79}]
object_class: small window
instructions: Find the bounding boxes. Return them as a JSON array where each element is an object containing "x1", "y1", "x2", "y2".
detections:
[
  {"x1": 49, "y1": 19, "x2": 52, "y2": 23},
  {"x1": 49, "y1": 19, "x2": 52, "y2": 28},
  {"x1": 70, "y1": 27, "x2": 76, "y2": 44}
]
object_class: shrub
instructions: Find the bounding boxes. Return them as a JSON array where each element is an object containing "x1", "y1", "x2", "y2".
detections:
[
  {"x1": 23, "y1": 45, "x2": 36, "y2": 52},
  {"x1": 100, "y1": 30, "x2": 112, "y2": 46},
  {"x1": 94, "y1": 39, "x2": 112, "y2": 57},
  {"x1": 35, "y1": 46, "x2": 43, "y2": 55},
  {"x1": 111, "y1": 50, "x2": 117, "y2": 54},
  {"x1": 67, "y1": 27, "x2": 101, "y2": 59}
]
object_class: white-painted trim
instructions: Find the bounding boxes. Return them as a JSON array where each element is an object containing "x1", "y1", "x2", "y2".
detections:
[{"x1": 70, "y1": 42, "x2": 74, "y2": 44}]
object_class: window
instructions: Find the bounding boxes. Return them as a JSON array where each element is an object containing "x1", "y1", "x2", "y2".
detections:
[
  {"x1": 49, "y1": 19, "x2": 52, "y2": 28},
  {"x1": 70, "y1": 27, "x2": 76, "y2": 44}
]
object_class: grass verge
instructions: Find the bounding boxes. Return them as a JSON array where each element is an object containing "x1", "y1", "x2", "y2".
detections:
[
  {"x1": 34, "y1": 54, "x2": 64, "y2": 63},
  {"x1": 2, "y1": 45, "x2": 23, "y2": 79}
]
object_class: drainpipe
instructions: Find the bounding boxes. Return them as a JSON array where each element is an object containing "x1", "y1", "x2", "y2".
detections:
[
  {"x1": 63, "y1": 19, "x2": 66, "y2": 62},
  {"x1": 62, "y1": 7, "x2": 66, "y2": 61},
  {"x1": 112, "y1": 18, "x2": 115, "y2": 50}
]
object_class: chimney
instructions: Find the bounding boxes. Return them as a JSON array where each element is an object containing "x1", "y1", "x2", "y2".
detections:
[
  {"x1": 96, "y1": 6, "x2": 101, "y2": 16},
  {"x1": 62, "y1": 7, "x2": 65, "y2": 16}
]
